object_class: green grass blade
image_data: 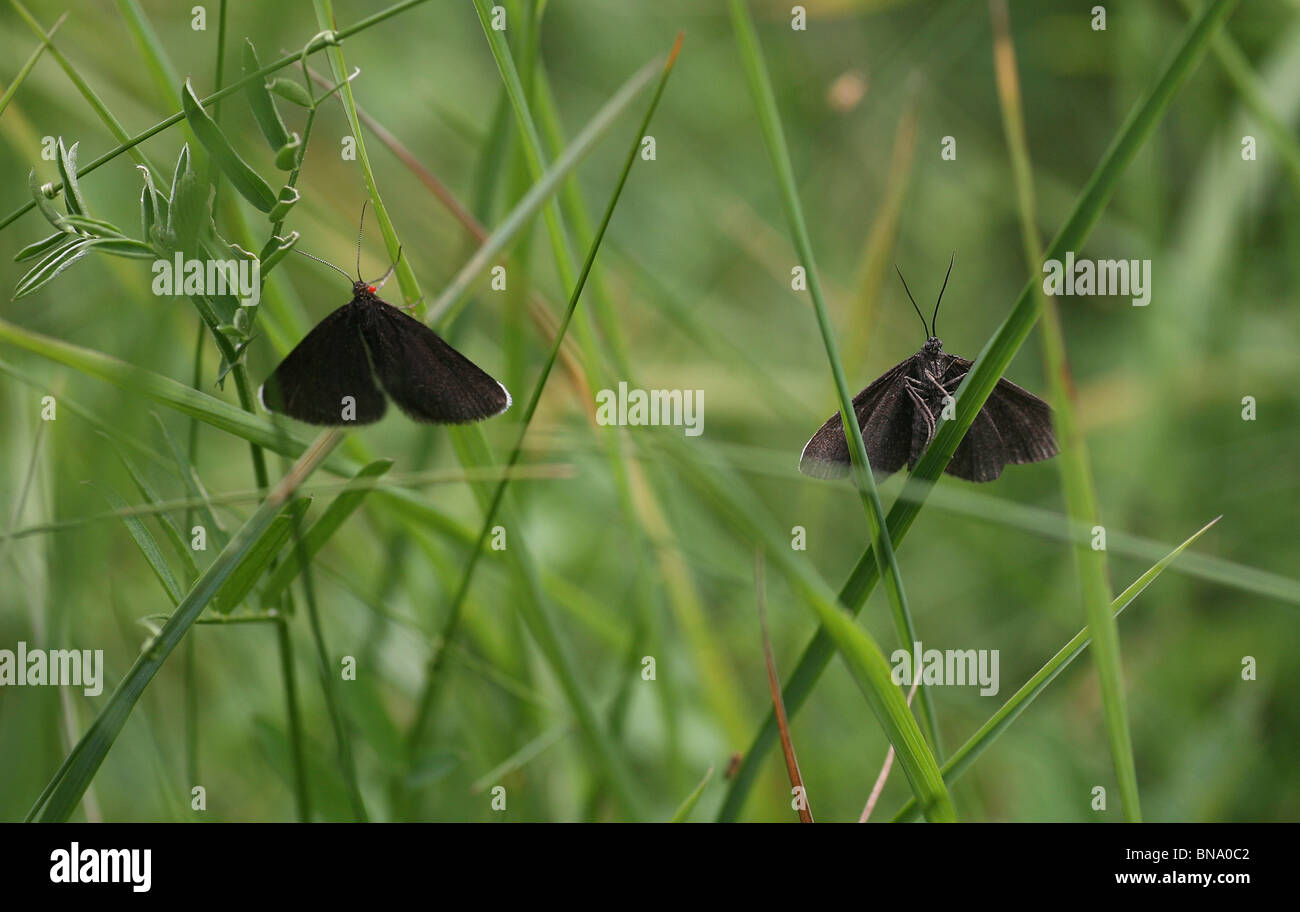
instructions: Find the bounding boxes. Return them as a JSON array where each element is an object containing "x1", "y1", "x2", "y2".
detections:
[
  {"x1": 94, "y1": 484, "x2": 184, "y2": 604},
  {"x1": 668, "y1": 766, "x2": 714, "y2": 823},
  {"x1": 891, "y1": 516, "x2": 1221, "y2": 822},
  {"x1": 259, "y1": 459, "x2": 393, "y2": 606},
  {"x1": 717, "y1": 0, "x2": 1239, "y2": 821},
  {"x1": 107, "y1": 436, "x2": 199, "y2": 579},
  {"x1": 29, "y1": 432, "x2": 343, "y2": 821},
  {"x1": 650, "y1": 433, "x2": 956, "y2": 821},
  {"x1": 1177, "y1": 0, "x2": 1300, "y2": 197},
  {"x1": 426, "y1": 55, "x2": 660, "y2": 324},
  {"x1": 10, "y1": 0, "x2": 159, "y2": 177},
  {"x1": 728, "y1": 0, "x2": 941, "y2": 759},
  {"x1": 0, "y1": 11, "x2": 64, "y2": 117},
  {"x1": 210, "y1": 497, "x2": 311, "y2": 614}
]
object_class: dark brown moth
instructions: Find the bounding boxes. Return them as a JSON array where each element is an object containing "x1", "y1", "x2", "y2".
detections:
[
  {"x1": 799, "y1": 258, "x2": 1058, "y2": 483},
  {"x1": 259, "y1": 206, "x2": 510, "y2": 427}
]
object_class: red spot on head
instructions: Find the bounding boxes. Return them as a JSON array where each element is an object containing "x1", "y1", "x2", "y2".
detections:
[{"x1": 367, "y1": 285, "x2": 376, "y2": 293}]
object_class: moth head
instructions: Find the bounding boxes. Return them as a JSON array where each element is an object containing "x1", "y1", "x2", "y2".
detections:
[{"x1": 923, "y1": 336, "x2": 943, "y2": 355}]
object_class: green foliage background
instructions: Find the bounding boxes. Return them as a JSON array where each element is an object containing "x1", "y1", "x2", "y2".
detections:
[{"x1": 0, "y1": 0, "x2": 1295, "y2": 822}]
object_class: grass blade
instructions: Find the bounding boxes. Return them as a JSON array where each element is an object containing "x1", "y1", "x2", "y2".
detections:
[
  {"x1": 210, "y1": 497, "x2": 311, "y2": 614},
  {"x1": 891, "y1": 516, "x2": 1221, "y2": 822},
  {"x1": 668, "y1": 766, "x2": 715, "y2": 823},
  {"x1": 94, "y1": 484, "x2": 184, "y2": 604},
  {"x1": 0, "y1": 11, "x2": 64, "y2": 117},
  {"x1": 29, "y1": 431, "x2": 343, "y2": 821},
  {"x1": 755, "y1": 550, "x2": 812, "y2": 823},
  {"x1": 259, "y1": 459, "x2": 393, "y2": 606}
]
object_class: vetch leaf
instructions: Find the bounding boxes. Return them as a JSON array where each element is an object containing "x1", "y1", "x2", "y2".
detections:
[
  {"x1": 137, "y1": 164, "x2": 168, "y2": 245},
  {"x1": 266, "y1": 77, "x2": 315, "y2": 109},
  {"x1": 13, "y1": 237, "x2": 155, "y2": 300},
  {"x1": 268, "y1": 185, "x2": 300, "y2": 221},
  {"x1": 57, "y1": 214, "x2": 125, "y2": 238},
  {"x1": 164, "y1": 144, "x2": 207, "y2": 255},
  {"x1": 242, "y1": 40, "x2": 291, "y2": 150},
  {"x1": 14, "y1": 238, "x2": 92, "y2": 300},
  {"x1": 28, "y1": 170, "x2": 71, "y2": 232},
  {"x1": 181, "y1": 78, "x2": 276, "y2": 212},
  {"x1": 274, "y1": 134, "x2": 303, "y2": 172},
  {"x1": 258, "y1": 232, "x2": 299, "y2": 276},
  {"x1": 55, "y1": 139, "x2": 86, "y2": 216},
  {"x1": 14, "y1": 232, "x2": 71, "y2": 263}
]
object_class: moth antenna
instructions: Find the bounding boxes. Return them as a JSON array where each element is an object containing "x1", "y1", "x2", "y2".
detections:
[
  {"x1": 291, "y1": 247, "x2": 354, "y2": 283},
  {"x1": 932, "y1": 251, "x2": 955, "y2": 339},
  {"x1": 895, "y1": 262, "x2": 929, "y2": 340},
  {"x1": 355, "y1": 200, "x2": 369, "y2": 280},
  {"x1": 370, "y1": 246, "x2": 401, "y2": 291}
]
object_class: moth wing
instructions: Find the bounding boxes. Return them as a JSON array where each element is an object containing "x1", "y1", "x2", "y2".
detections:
[
  {"x1": 362, "y1": 301, "x2": 511, "y2": 423},
  {"x1": 946, "y1": 406, "x2": 1007, "y2": 482},
  {"x1": 983, "y1": 376, "x2": 1059, "y2": 465},
  {"x1": 259, "y1": 305, "x2": 387, "y2": 425},
  {"x1": 798, "y1": 356, "x2": 916, "y2": 480},
  {"x1": 937, "y1": 353, "x2": 1057, "y2": 478}
]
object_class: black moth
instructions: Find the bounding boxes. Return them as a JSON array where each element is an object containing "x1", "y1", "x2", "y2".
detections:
[
  {"x1": 799, "y1": 257, "x2": 1058, "y2": 483},
  {"x1": 259, "y1": 222, "x2": 510, "y2": 427}
]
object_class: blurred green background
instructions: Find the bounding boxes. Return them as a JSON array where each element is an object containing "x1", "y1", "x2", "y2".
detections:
[{"x1": 0, "y1": 0, "x2": 1296, "y2": 822}]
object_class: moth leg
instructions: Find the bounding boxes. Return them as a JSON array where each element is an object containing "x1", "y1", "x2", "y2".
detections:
[
  {"x1": 923, "y1": 368, "x2": 953, "y2": 398},
  {"x1": 904, "y1": 376, "x2": 936, "y2": 465}
]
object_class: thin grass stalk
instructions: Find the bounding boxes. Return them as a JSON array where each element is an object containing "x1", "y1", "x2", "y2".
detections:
[
  {"x1": 0, "y1": 11, "x2": 65, "y2": 117},
  {"x1": 756, "y1": 550, "x2": 812, "y2": 823}
]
